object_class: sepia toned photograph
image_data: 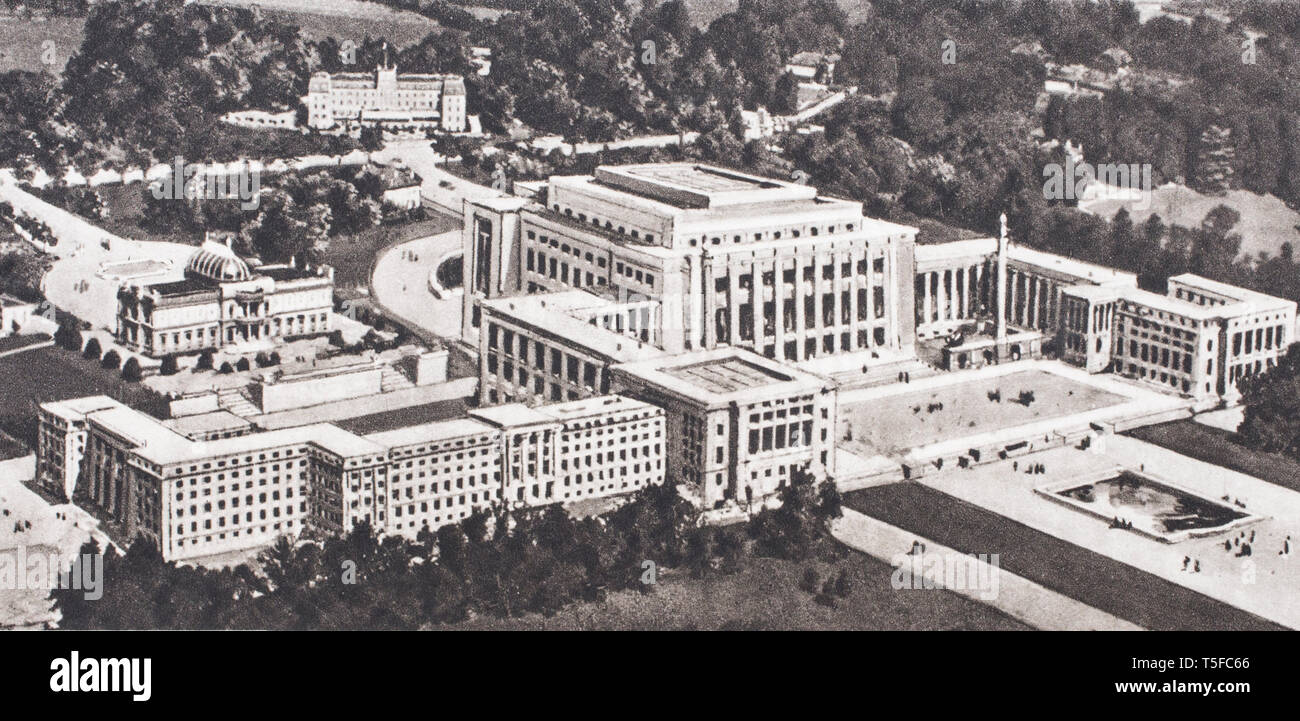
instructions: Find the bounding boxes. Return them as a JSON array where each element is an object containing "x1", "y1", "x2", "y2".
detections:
[{"x1": 0, "y1": 4, "x2": 1293, "y2": 692}]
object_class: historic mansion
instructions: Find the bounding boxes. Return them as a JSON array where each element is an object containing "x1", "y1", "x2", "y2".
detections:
[{"x1": 116, "y1": 239, "x2": 334, "y2": 358}]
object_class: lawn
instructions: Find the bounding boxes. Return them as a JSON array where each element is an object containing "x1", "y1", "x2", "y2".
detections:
[
  {"x1": 0, "y1": 333, "x2": 50, "y2": 354},
  {"x1": 452, "y1": 550, "x2": 1030, "y2": 631},
  {"x1": 0, "y1": 14, "x2": 85, "y2": 77},
  {"x1": 198, "y1": 0, "x2": 440, "y2": 45},
  {"x1": 1126, "y1": 420, "x2": 1300, "y2": 495},
  {"x1": 845, "y1": 483, "x2": 1285, "y2": 631},
  {"x1": 327, "y1": 214, "x2": 458, "y2": 289},
  {"x1": 838, "y1": 370, "x2": 1127, "y2": 457},
  {"x1": 1081, "y1": 184, "x2": 1300, "y2": 262},
  {"x1": 0, "y1": 344, "x2": 166, "y2": 448}
]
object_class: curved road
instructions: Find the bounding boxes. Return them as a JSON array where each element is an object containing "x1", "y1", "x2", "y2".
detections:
[
  {"x1": 0, "y1": 172, "x2": 194, "y2": 329},
  {"x1": 369, "y1": 230, "x2": 464, "y2": 340}
]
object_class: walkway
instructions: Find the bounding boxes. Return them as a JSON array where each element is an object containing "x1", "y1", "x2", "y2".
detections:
[{"x1": 832, "y1": 507, "x2": 1142, "y2": 630}]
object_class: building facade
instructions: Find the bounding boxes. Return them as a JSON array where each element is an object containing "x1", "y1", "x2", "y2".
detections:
[
  {"x1": 115, "y1": 240, "x2": 334, "y2": 358},
  {"x1": 301, "y1": 65, "x2": 466, "y2": 132},
  {"x1": 612, "y1": 347, "x2": 835, "y2": 508},
  {"x1": 37, "y1": 394, "x2": 663, "y2": 562},
  {"x1": 464, "y1": 163, "x2": 918, "y2": 366},
  {"x1": 915, "y1": 234, "x2": 1295, "y2": 406}
]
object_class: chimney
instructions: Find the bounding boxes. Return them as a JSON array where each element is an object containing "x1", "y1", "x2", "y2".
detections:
[{"x1": 997, "y1": 212, "x2": 1008, "y2": 342}]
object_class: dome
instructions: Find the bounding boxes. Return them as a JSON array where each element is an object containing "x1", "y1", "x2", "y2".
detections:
[{"x1": 187, "y1": 240, "x2": 251, "y2": 282}]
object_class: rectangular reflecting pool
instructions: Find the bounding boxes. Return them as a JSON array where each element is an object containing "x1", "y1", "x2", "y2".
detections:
[{"x1": 1037, "y1": 471, "x2": 1260, "y2": 543}]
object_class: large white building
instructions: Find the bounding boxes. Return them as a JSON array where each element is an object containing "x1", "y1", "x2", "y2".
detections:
[
  {"x1": 36, "y1": 394, "x2": 663, "y2": 562},
  {"x1": 115, "y1": 239, "x2": 334, "y2": 358},
  {"x1": 913, "y1": 236, "x2": 1296, "y2": 407},
  {"x1": 301, "y1": 64, "x2": 467, "y2": 132},
  {"x1": 612, "y1": 347, "x2": 835, "y2": 508},
  {"x1": 463, "y1": 163, "x2": 918, "y2": 366}
]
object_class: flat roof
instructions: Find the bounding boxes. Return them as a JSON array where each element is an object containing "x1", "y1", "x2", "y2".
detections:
[
  {"x1": 1118, "y1": 288, "x2": 1224, "y2": 320},
  {"x1": 1168, "y1": 273, "x2": 1295, "y2": 312},
  {"x1": 583, "y1": 163, "x2": 820, "y2": 210},
  {"x1": 614, "y1": 347, "x2": 828, "y2": 406},
  {"x1": 162, "y1": 410, "x2": 253, "y2": 438},
  {"x1": 533, "y1": 394, "x2": 659, "y2": 422},
  {"x1": 364, "y1": 417, "x2": 496, "y2": 449},
  {"x1": 1008, "y1": 244, "x2": 1137, "y2": 287},
  {"x1": 481, "y1": 290, "x2": 668, "y2": 363},
  {"x1": 662, "y1": 357, "x2": 793, "y2": 394},
  {"x1": 469, "y1": 403, "x2": 557, "y2": 428}
]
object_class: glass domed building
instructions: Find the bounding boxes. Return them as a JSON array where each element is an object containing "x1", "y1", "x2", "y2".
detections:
[{"x1": 116, "y1": 236, "x2": 335, "y2": 358}]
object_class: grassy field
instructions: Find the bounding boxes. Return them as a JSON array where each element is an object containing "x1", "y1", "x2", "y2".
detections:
[
  {"x1": 453, "y1": 550, "x2": 1030, "y2": 631},
  {"x1": 1081, "y1": 184, "x2": 1300, "y2": 262},
  {"x1": 0, "y1": 14, "x2": 85, "y2": 77},
  {"x1": 0, "y1": 344, "x2": 164, "y2": 448},
  {"x1": 327, "y1": 214, "x2": 458, "y2": 288},
  {"x1": 845, "y1": 482, "x2": 1285, "y2": 631},
  {"x1": 199, "y1": 0, "x2": 440, "y2": 45},
  {"x1": 838, "y1": 370, "x2": 1126, "y2": 457},
  {"x1": 683, "y1": 0, "x2": 873, "y2": 25},
  {"x1": 1126, "y1": 420, "x2": 1300, "y2": 495}
]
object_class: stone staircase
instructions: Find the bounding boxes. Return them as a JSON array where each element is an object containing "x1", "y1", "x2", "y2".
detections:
[
  {"x1": 380, "y1": 366, "x2": 415, "y2": 393},
  {"x1": 216, "y1": 386, "x2": 260, "y2": 418}
]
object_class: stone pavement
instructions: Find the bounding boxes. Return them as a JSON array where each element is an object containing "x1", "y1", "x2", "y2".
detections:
[
  {"x1": 832, "y1": 507, "x2": 1142, "y2": 630},
  {"x1": 916, "y1": 435, "x2": 1300, "y2": 629}
]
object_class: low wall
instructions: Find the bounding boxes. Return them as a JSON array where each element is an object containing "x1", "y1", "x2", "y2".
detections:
[{"x1": 252, "y1": 366, "x2": 383, "y2": 414}]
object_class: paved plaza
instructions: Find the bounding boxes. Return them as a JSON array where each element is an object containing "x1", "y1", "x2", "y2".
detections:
[{"x1": 913, "y1": 435, "x2": 1300, "y2": 629}]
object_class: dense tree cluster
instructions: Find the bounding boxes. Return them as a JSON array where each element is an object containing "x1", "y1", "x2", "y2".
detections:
[{"x1": 52, "y1": 473, "x2": 843, "y2": 629}]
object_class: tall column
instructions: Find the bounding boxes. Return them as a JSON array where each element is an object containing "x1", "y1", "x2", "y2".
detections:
[
  {"x1": 774, "y1": 255, "x2": 786, "y2": 359},
  {"x1": 729, "y1": 263, "x2": 741, "y2": 351},
  {"x1": 936, "y1": 269, "x2": 947, "y2": 323},
  {"x1": 996, "y1": 214, "x2": 1008, "y2": 342},
  {"x1": 922, "y1": 271, "x2": 933, "y2": 326},
  {"x1": 793, "y1": 256, "x2": 806, "y2": 360},
  {"x1": 1008, "y1": 270, "x2": 1018, "y2": 327}
]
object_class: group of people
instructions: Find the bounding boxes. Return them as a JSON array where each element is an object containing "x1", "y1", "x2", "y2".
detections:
[
  {"x1": 1180, "y1": 556, "x2": 1202, "y2": 573},
  {"x1": 1024, "y1": 462, "x2": 1047, "y2": 475},
  {"x1": 895, "y1": 371, "x2": 912, "y2": 383},
  {"x1": 401, "y1": 249, "x2": 421, "y2": 262},
  {"x1": 1109, "y1": 516, "x2": 1134, "y2": 530}
]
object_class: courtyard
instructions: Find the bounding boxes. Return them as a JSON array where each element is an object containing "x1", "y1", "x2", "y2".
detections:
[
  {"x1": 838, "y1": 367, "x2": 1128, "y2": 458},
  {"x1": 847, "y1": 432, "x2": 1300, "y2": 630}
]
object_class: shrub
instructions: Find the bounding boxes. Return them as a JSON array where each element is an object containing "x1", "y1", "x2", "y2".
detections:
[
  {"x1": 218, "y1": 362, "x2": 234, "y2": 374},
  {"x1": 159, "y1": 355, "x2": 179, "y2": 376},
  {"x1": 121, "y1": 357, "x2": 143, "y2": 382},
  {"x1": 196, "y1": 349, "x2": 214, "y2": 371},
  {"x1": 235, "y1": 357, "x2": 250, "y2": 372},
  {"x1": 101, "y1": 350, "x2": 120, "y2": 370},
  {"x1": 82, "y1": 337, "x2": 101, "y2": 360}
]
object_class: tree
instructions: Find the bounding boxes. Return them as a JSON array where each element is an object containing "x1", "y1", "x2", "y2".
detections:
[
  {"x1": 218, "y1": 361, "x2": 234, "y2": 374},
  {"x1": 359, "y1": 126, "x2": 385, "y2": 153},
  {"x1": 121, "y1": 357, "x2": 143, "y2": 382},
  {"x1": 100, "y1": 349, "x2": 120, "y2": 370},
  {"x1": 160, "y1": 355, "x2": 179, "y2": 376},
  {"x1": 81, "y1": 336, "x2": 101, "y2": 360},
  {"x1": 54, "y1": 317, "x2": 81, "y2": 351},
  {"x1": 235, "y1": 357, "x2": 250, "y2": 372},
  {"x1": 1238, "y1": 345, "x2": 1300, "y2": 458},
  {"x1": 196, "y1": 349, "x2": 214, "y2": 371}
]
